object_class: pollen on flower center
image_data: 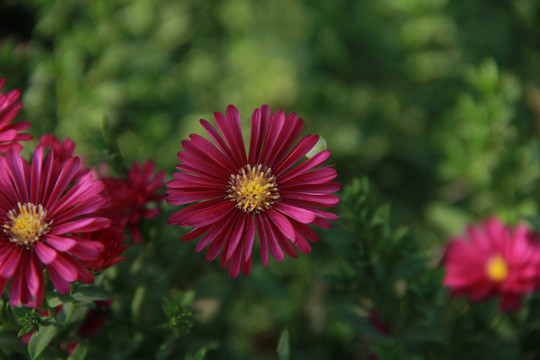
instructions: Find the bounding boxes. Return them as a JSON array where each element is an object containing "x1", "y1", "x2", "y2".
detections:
[
  {"x1": 486, "y1": 254, "x2": 508, "y2": 282},
  {"x1": 3, "y1": 202, "x2": 51, "y2": 247},
  {"x1": 227, "y1": 164, "x2": 279, "y2": 213}
]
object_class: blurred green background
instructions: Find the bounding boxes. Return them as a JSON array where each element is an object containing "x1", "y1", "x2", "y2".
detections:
[{"x1": 2, "y1": 0, "x2": 540, "y2": 359}]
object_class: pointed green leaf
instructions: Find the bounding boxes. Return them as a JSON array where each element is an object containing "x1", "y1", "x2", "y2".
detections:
[
  {"x1": 27, "y1": 325, "x2": 59, "y2": 360},
  {"x1": 277, "y1": 329, "x2": 290, "y2": 360},
  {"x1": 71, "y1": 285, "x2": 111, "y2": 303}
]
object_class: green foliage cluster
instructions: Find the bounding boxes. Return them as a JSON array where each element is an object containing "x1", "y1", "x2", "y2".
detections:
[{"x1": 1, "y1": 0, "x2": 540, "y2": 358}]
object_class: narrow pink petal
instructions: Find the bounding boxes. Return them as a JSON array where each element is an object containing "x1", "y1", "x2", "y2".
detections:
[
  {"x1": 181, "y1": 226, "x2": 210, "y2": 242},
  {"x1": 280, "y1": 181, "x2": 341, "y2": 194},
  {"x1": 259, "y1": 110, "x2": 286, "y2": 166},
  {"x1": 30, "y1": 146, "x2": 43, "y2": 204},
  {"x1": 196, "y1": 212, "x2": 238, "y2": 252},
  {"x1": 68, "y1": 238, "x2": 104, "y2": 261},
  {"x1": 206, "y1": 218, "x2": 238, "y2": 261},
  {"x1": 26, "y1": 253, "x2": 42, "y2": 295},
  {"x1": 272, "y1": 223, "x2": 298, "y2": 258},
  {"x1": 273, "y1": 135, "x2": 319, "y2": 176},
  {"x1": 281, "y1": 193, "x2": 340, "y2": 207},
  {"x1": 0, "y1": 129, "x2": 17, "y2": 141},
  {"x1": 248, "y1": 107, "x2": 264, "y2": 164},
  {"x1": 293, "y1": 222, "x2": 320, "y2": 243},
  {"x1": 274, "y1": 203, "x2": 316, "y2": 224},
  {"x1": 268, "y1": 113, "x2": 304, "y2": 170},
  {"x1": 227, "y1": 244, "x2": 243, "y2": 278},
  {"x1": 225, "y1": 215, "x2": 246, "y2": 260},
  {"x1": 33, "y1": 242, "x2": 57, "y2": 264},
  {"x1": 277, "y1": 149, "x2": 331, "y2": 183},
  {"x1": 243, "y1": 214, "x2": 255, "y2": 262},
  {"x1": 312, "y1": 217, "x2": 332, "y2": 229},
  {"x1": 44, "y1": 234, "x2": 77, "y2": 252},
  {"x1": 199, "y1": 119, "x2": 236, "y2": 165},
  {"x1": 255, "y1": 215, "x2": 269, "y2": 266},
  {"x1": 267, "y1": 209, "x2": 295, "y2": 240},
  {"x1": 168, "y1": 198, "x2": 224, "y2": 226},
  {"x1": 241, "y1": 255, "x2": 252, "y2": 276},
  {"x1": 9, "y1": 264, "x2": 24, "y2": 306},
  {"x1": 49, "y1": 254, "x2": 78, "y2": 282},
  {"x1": 292, "y1": 230, "x2": 312, "y2": 254},
  {"x1": 188, "y1": 201, "x2": 235, "y2": 227},
  {"x1": 0, "y1": 246, "x2": 23, "y2": 278},
  {"x1": 259, "y1": 214, "x2": 284, "y2": 262},
  {"x1": 178, "y1": 145, "x2": 231, "y2": 178},
  {"x1": 53, "y1": 217, "x2": 110, "y2": 234},
  {"x1": 187, "y1": 134, "x2": 237, "y2": 173},
  {"x1": 46, "y1": 263, "x2": 71, "y2": 294},
  {"x1": 280, "y1": 167, "x2": 337, "y2": 187},
  {"x1": 166, "y1": 190, "x2": 225, "y2": 205},
  {"x1": 44, "y1": 156, "x2": 80, "y2": 208},
  {"x1": 212, "y1": 109, "x2": 247, "y2": 166}
]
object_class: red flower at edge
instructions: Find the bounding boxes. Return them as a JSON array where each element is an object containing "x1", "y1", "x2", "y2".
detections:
[
  {"x1": 0, "y1": 79, "x2": 32, "y2": 153},
  {"x1": 0, "y1": 147, "x2": 109, "y2": 308},
  {"x1": 443, "y1": 217, "x2": 540, "y2": 312}
]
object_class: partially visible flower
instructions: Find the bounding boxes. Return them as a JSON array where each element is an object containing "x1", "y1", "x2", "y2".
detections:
[
  {"x1": 81, "y1": 227, "x2": 128, "y2": 272},
  {"x1": 38, "y1": 135, "x2": 92, "y2": 180},
  {"x1": 0, "y1": 79, "x2": 32, "y2": 153},
  {"x1": 77, "y1": 299, "x2": 112, "y2": 337},
  {"x1": 167, "y1": 105, "x2": 340, "y2": 277},
  {"x1": 38, "y1": 134, "x2": 76, "y2": 163},
  {"x1": 443, "y1": 217, "x2": 540, "y2": 312},
  {"x1": 100, "y1": 160, "x2": 165, "y2": 243},
  {"x1": 0, "y1": 147, "x2": 109, "y2": 308}
]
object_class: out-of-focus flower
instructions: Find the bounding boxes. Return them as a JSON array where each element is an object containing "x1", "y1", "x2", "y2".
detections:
[
  {"x1": 167, "y1": 105, "x2": 340, "y2": 277},
  {"x1": 0, "y1": 147, "x2": 109, "y2": 308},
  {"x1": 38, "y1": 134, "x2": 76, "y2": 163},
  {"x1": 81, "y1": 227, "x2": 128, "y2": 272},
  {"x1": 443, "y1": 217, "x2": 540, "y2": 312},
  {"x1": 100, "y1": 160, "x2": 165, "y2": 243},
  {"x1": 0, "y1": 79, "x2": 32, "y2": 153},
  {"x1": 77, "y1": 299, "x2": 113, "y2": 337}
]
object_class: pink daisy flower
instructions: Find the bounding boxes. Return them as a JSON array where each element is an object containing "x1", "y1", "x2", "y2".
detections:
[
  {"x1": 100, "y1": 160, "x2": 165, "y2": 243},
  {"x1": 0, "y1": 79, "x2": 32, "y2": 153},
  {"x1": 443, "y1": 217, "x2": 540, "y2": 312},
  {"x1": 167, "y1": 105, "x2": 340, "y2": 277},
  {"x1": 0, "y1": 147, "x2": 109, "y2": 308}
]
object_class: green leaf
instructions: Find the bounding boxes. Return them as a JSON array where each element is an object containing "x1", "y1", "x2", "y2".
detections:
[
  {"x1": 11, "y1": 306, "x2": 29, "y2": 321},
  {"x1": 27, "y1": 325, "x2": 59, "y2": 360},
  {"x1": 71, "y1": 285, "x2": 112, "y2": 303},
  {"x1": 277, "y1": 329, "x2": 290, "y2": 360},
  {"x1": 185, "y1": 348, "x2": 208, "y2": 360},
  {"x1": 47, "y1": 294, "x2": 75, "y2": 308},
  {"x1": 68, "y1": 343, "x2": 88, "y2": 360}
]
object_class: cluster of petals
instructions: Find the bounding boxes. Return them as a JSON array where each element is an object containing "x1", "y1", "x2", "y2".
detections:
[
  {"x1": 100, "y1": 160, "x2": 165, "y2": 243},
  {"x1": 0, "y1": 147, "x2": 109, "y2": 308},
  {"x1": 81, "y1": 227, "x2": 128, "y2": 272},
  {"x1": 167, "y1": 105, "x2": 340, "y2": 277},
  {"x1": 443, "y1": 217, "x2": 540, "y2": 312},
  {"x1": 0, "y1": 79, "x2": 32, "y2": 153}
]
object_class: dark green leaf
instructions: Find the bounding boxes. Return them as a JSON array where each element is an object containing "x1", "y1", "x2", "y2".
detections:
[{"x1": 27, "y1": 325, "x2": 59, "y2": 360}]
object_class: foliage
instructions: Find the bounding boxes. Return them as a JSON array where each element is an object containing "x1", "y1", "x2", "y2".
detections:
[{"x1": 1, "y1": 0, "x2": 540, "y2": 359}]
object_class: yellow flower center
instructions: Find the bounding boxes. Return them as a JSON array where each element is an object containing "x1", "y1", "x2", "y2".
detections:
[
  {"x1": 227, "y1": 164, "x2": 279, "y2": 213},
  {"x1": 485, "y1": 254, "x2": 508, "y2": 282},
  {"x1": 3, "y1": 202, "x2": 51, "y2": 247}
]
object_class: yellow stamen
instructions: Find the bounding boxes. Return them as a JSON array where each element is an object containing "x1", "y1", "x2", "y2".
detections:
[
  {"x1": 3, "y1": 202, "x2": 51, "y2": 248},
  {"x1": 486, "y1": 254, "x2": 508, "y2": 282},
  {"x1": 227, "y1": 164, "x2": 279, "y2": 213}
]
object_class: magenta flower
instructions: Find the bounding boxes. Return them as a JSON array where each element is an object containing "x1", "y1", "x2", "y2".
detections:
[
  {"x1": 81, "y1": 226, "x2": 128, "y2": 272},
  {"x1": 443, "y1": 217, "x2": 540, "y2": 312},
  {"x1": 167, "y1": 105, "x2": 340, "y2": 277},
  {"x1": 0, "y1": 79, "x2": 32, "y2": 153},
  {"x1": 100, "y1": 160, "x2": 165, "y2": 243},
  {"x1": 0, "y1": 147, "x2": 109, "y2": 308}
]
